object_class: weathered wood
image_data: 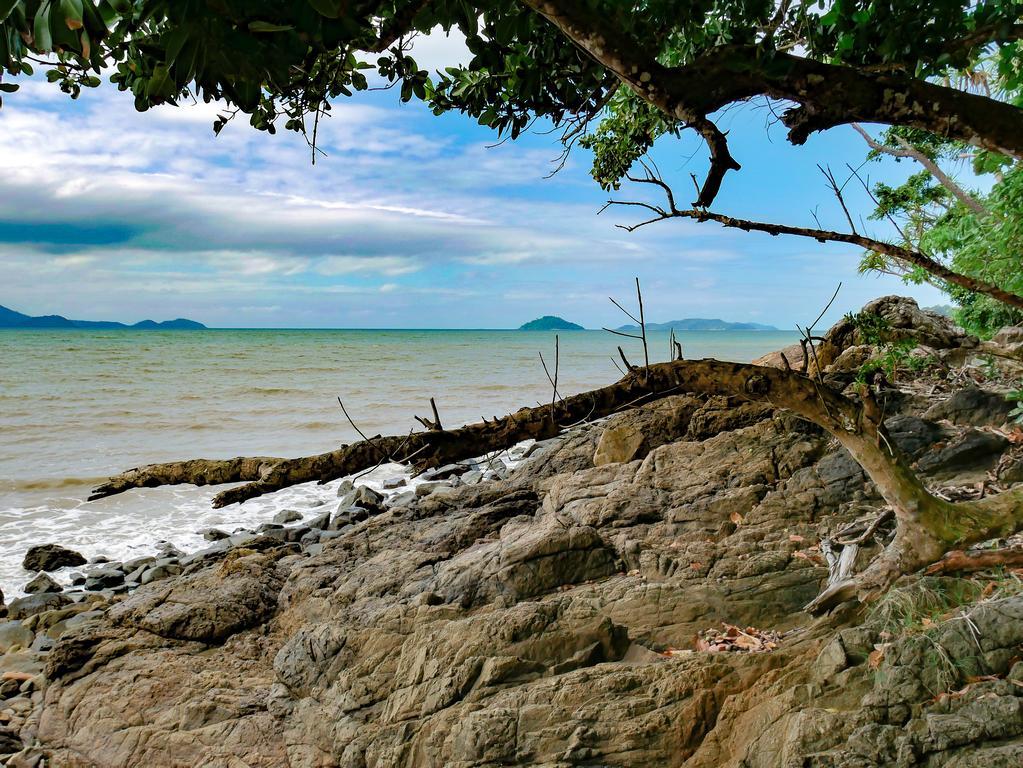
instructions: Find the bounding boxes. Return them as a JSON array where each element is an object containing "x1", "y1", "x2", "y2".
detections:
[{"x1": 925, "y1": 548, "x2": 1023, "y2": 575}]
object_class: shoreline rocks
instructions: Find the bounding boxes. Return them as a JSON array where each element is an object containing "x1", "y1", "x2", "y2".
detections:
[{"x1": 21, "y1": 545, "x2": 85, "y2": 573}]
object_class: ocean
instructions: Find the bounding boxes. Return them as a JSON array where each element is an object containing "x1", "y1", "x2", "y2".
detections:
[{"x1": 0, "y1": 328, "x2": 798, "y2": 596}]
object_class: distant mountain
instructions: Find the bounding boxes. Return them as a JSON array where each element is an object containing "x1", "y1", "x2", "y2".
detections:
[
  {"x1": 924, "y1": 304, "x2": 955, "y2": 318},
  {"x1": 0, "y1": 304, "x2": 206, "y2": 330},
  {"x1": 519, "y1": 315, "x2": 585, "y2": 331},
  {"x1": 618, "y1": 318, "x2": 777, "y2": 331}
]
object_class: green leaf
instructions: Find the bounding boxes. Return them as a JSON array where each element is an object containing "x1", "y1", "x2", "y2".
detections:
[
  {"x1": 0, "y1": 0, "x2": 19, "y2": 24},
  {"x1": 247, "y1": 21, "x2": 294, "y2": 33},
  {"x1": 33, "y1": 2, "x2": 52, "y2": 52},
  {"x1": 59, "y1": 0, "x2": 83, "y2": 30},
  {"x1": 306, "y1": 0, "x2": 341, "y2": 19},
  {"x1": 0, "y1": 82, "x2": 18, "y2": 92}
]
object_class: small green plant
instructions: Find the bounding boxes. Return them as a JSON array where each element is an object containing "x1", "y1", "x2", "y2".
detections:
[
  {"x1": 981, "y1": 354, "x2": 1001, "y2": 381},
  {"x1": 1007, "y1": 385, "x2": 1023, "y2": 424},
  {"x1": 848, "y1": 311, "x2": 936, "y2": 384}
]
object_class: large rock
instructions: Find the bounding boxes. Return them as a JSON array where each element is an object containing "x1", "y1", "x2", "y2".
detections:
[
  {"x1": 990, "y1": 326, "x2": 1023, "y2": 359},
  {"x1": 924, "y1": 385, "x2": 1015, "y2": 427},
  {"x1": 22, "y1": 573, "x2": 61, "y2": 595},
  {"x1": 108, "y1": 551, "x2": 285, "y2": 643},
  {"x1": 814, "y1": 295, "x2": 977, "y2": 372},
  {"x1": 593, "y1": 423, "x2": 646, "y2": 465},
  {"x1": 0, "y1": 621, "x2": 34, "y2": 653},
  {"x1": 21, "y1": 544, "x2": 86, "y2": 572},
  {"x1": 6, "y1": 593, "x2": 72, "y2": 621}
]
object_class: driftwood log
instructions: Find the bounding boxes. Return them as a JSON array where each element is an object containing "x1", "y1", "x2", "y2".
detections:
[{"x1": 91, "y1": 358, "x2": 1023, "y2": 610}]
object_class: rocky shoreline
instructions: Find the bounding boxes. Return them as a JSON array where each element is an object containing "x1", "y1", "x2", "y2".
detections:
[{"x1": 3, "y1": 297, "x2": 1023, "y2": 767}]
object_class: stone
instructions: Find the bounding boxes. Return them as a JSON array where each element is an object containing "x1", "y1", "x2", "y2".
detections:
[
  {"x1": 21, "y1": 545, "x2": 86, "y2": 572},
  {"x1": 305, "y1": 509, "x2": 331, "y2": 530},
  {"x1": 917, "y1": 428, "x2": 1009, "y2": 477},
  {"x1": 156, "y1": 543, "x2": 185, "y2": 559},
  {"x1": 0, "y1": 623, "x2": 34, "y2": 654},
  {"x1": 120, "y1": 557, "x2": 152, "y2": 572},
  {"x1": 593, "y1": 423, "x2": 646, "y2": 465},
  {"x1": 924, "y1": 385, "x2": 1015, "y2": 427},
  {"x1": 22, "y1": 574, "x2": 61, "y2": 595},
  {"x1": 84, "y1": 568, "x2": 125, "y2": 591},
  {"x1": 107, "y1": 552, "x2": 284, "y2": 643},
  {"x1": 752, "y1": 342, "x2": 806, "y2": 371},
  {"x1": 202, "y1": 528, "x2": 230, "y2": 541},
  {"x1": 382, "y1": 477, "x2": 407, "y2": 490},
  {"x1": 420, "y1": 463, "x2": 469, "y2": 481},
  {"x1": 284, "y1": 525, "x2": 311, "y2": 543},
  {"x1": 990, "y1": 325, "x2": 1023, "y2": 359},
  {"x1": 387, "y1": 490, "x2": 417, "y2": 508},
  {"x1": 353, "y1": 485, "x2": 385, "y2": 512},
  {"x1": 6, "y1": 593, "x2": 71, "y2": 621},
  {"x1": 273, "y1": 509, "x2": 303, "y2": 525},
  {"x1": 68, "y1": 573, "x2": 85, "y2": 586},
  {"x1": 140, "y1": 562, "x2": 183, "y2": 585},
  {"x1": 0, "y1": 727, "x2": 20, "y2": 754},
  {"x1": 415, "y1": 480, "x2": 451, "y2": 497}
]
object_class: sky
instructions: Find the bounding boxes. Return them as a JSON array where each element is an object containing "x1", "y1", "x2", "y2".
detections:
[{"x1": 0, "y1": 32, "x2": 949, "y2": 330}]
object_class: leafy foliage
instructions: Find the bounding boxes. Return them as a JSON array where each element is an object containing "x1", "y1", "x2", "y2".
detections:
[
  {"x1": 847, "y1": 310, "x2": 937, "y2": 383},
  {"x1": 1007, "y1": 385, "x2": 1023, "y2": 424}
]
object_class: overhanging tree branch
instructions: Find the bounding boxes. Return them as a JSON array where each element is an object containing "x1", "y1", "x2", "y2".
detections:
[
  {"x1": 608, "y1": 170, "x2": 1023, "y2": 312},
  {"x1": 518, "y1": 0, "x2": 1023, "y2": 206}
]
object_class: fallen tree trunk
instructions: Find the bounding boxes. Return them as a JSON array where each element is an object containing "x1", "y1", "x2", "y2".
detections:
[
  {"x1": 91, "y1": 357, "x2": 1023, "y2": 611},
  {"x1": 91, "y1": 358, "x2": 861, "y2": 507}
]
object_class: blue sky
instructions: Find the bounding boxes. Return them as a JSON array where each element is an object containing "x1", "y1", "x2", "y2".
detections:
[{"x1": 0, "y1": 32, "x2": 948, "y2": 329}]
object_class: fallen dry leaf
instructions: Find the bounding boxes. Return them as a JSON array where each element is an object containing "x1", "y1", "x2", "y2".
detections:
[
  {"x1": 867, "y1": 644, "x2": 889, "y2": 670},
  {"x1": 788, "y1": 534, "x2": 805, "y2": 543},
  {"x1": 730, "y1": 511, "x2": 744, "y2": 525}
]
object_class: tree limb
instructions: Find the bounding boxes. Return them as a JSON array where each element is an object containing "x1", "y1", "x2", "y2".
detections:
[
  {"x1": 851, "y1": 123, "x2": 988, "y2": 217},
  {"x1": 606, "y1": 184, "x2": 1023, "y2": 311}
]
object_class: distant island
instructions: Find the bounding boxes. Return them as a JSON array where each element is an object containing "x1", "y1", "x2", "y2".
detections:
[
  {"x1": 0, "y1": 304, "x2": 206, "y2": 330},
  {"x1": 617, "y1": 318, "x2": 777, "y2": 331},
  {"x1": 519, "y1": 316, "x2": 585, "y2": 331}
]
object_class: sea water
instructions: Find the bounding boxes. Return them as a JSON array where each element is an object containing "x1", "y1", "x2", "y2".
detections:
[{"x1": 0, "y1": 328, "x2": 797, "y2": 595}]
